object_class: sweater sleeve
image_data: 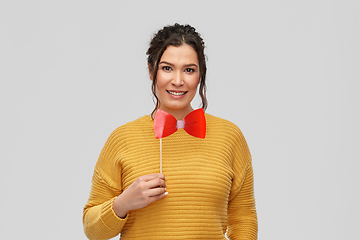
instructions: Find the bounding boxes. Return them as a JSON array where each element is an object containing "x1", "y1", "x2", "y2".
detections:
[
  {"x1": 226, "y1": 126, "x2": 258, "y2": 240},
  {"x1": 227, "y1": 161, "x2": 258, "y2": 239},
  {"x1": 83, "y1": 129, "x2": 128, "y2": 240}
]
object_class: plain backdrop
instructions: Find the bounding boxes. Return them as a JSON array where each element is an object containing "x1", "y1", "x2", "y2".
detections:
[{"x1": 0, "y1": 1, "x2": 359, "y2": 239}]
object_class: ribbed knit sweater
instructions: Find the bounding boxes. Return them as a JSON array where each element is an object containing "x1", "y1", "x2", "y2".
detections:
[{"x1": 83, "y1": 113, "x2": 257, "y2": 240}]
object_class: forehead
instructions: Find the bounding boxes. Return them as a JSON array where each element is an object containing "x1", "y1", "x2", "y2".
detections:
[{"x1": 160, "y1": 44, "x2": 198, "y2": 64}]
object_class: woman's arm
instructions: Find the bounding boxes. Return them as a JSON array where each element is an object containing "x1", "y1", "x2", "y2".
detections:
[
  {"x1": 227, "y1": 161, "x2": 258, "y2": 240},
  {"x1": 83, "y1": 171, "x2": 167, "y2": 240},
  {"x1": 83, "y1": 128, "x2": 168, "y2": 240},
  {"x1": 83, "y1": 128, "x2": 127, "y2": 240},
  {"x1": 83, "y1": 168, "x2": 127, "y2": 240}
]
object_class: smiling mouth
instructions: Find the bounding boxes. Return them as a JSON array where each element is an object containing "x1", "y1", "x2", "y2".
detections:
[{"x1": 166, "y1": 90, "x2": 187, "y2": 96}]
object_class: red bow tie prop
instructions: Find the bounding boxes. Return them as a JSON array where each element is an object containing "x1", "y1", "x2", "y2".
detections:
[{"x1": 153, "y1": 108, "x2": 206, "y2": 139}]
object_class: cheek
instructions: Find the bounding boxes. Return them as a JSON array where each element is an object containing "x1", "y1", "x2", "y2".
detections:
[
  {"x1": 155, "y1": 72, "x2": 168, "y2": 88},
  {"x1": 188, "y1": 76, "x2": 200, "y2": 90}
]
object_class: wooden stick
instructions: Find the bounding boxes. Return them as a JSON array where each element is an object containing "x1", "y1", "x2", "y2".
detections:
[{"x1": 160, "y1": 138, "x2": 162, "y2": 174}]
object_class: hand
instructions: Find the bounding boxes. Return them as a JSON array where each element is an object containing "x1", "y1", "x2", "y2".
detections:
[{"x1": 113, "y1": 173, "x2": 167, "y2": 218}]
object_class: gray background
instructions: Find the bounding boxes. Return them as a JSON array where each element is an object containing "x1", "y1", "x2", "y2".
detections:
[{"x1": 0, "y1": 1, "x2": 359, "y2": 239}]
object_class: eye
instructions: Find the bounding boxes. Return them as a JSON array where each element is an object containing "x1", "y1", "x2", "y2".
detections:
[
  {"x1": 184, "y1": 68, "x2": 195, "y2": 73},
  {"x1": 162, "y1": 66, "x2": 172, "y2": 71}
]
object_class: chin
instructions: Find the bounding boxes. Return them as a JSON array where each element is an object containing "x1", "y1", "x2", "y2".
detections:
[{"x1": 161, "y1": 102, "x2": 192, "y2": 111}]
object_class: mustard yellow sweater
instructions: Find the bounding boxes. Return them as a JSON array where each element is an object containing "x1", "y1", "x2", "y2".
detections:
[{"x1": 83, "y1": 113, "x2": 257, "y2": 240}]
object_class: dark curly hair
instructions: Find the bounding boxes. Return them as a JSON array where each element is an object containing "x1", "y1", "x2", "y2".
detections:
[{"x1": 146, "y1": 23, "x2": 207, "y2": 117}]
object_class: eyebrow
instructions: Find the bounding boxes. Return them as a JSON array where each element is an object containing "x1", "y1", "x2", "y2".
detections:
[{"x1": 159, "y1": 61, "x2": 199, "y2": 68}]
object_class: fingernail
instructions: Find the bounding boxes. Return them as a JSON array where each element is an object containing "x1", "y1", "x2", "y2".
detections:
[{"x1": 165, "y1": 192, "x2": 168, "y2": 196}]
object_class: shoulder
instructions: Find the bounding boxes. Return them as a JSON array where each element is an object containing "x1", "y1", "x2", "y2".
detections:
[
  {"x1": 205, "y1": 113, "x2": 248, "y2": 146},
  {"x1": 205, "y1": 113, "x2": 242, "y2": 134},
  {"x1": 205, "y1": 113, "x2": 252, "y2": 165},
  {"x1": 105, "y1": 115, "x2": 153, "y2": 143},
  {"x1": 111, "y1": 115, "x2": 152, "y2": 134}
]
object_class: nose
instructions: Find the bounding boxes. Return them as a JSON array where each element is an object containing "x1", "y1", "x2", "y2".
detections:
[{"x1": 171, "y1": 71, "x2": 184, "y2": 86}]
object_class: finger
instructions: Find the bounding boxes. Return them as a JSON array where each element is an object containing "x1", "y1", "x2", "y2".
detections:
[
  {"x1": 137, "y1": 173, "x2": 164, "y2": 182},
  {"x1": 146, "y1": 173, "x2": 165, "y2": 181},
  {"x1": 147, "y1": 178, "x2": 167, "y2": 189},
  {"x1": 148, "y1": 191, "x2": 168, "y2": 204},
  {"x1": 147, "y1": 186, "x2": 167, "y2": 197}
]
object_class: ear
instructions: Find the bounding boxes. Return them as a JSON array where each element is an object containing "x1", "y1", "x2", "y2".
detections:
[{"x1": 148, "y1": 63, "x2": 153, "y2": 81}]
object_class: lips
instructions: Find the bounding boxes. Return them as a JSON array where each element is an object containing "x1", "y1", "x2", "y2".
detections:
[{"x1": 166, "y1": 90, "x2": 187, "y2": 96}]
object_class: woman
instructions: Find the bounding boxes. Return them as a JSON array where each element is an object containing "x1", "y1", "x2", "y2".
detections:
[{"x1": 83, "y1": 23, "x2": 258, "y2": 240}]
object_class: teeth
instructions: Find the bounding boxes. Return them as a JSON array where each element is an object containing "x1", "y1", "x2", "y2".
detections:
[{"x1": 167, "y1": 90, "x2": 186, "y2": 96}]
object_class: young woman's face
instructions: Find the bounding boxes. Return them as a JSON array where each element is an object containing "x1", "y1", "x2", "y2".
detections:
[{"x1": 153, "y1": 44, "x2": 200, "y2": 119}]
